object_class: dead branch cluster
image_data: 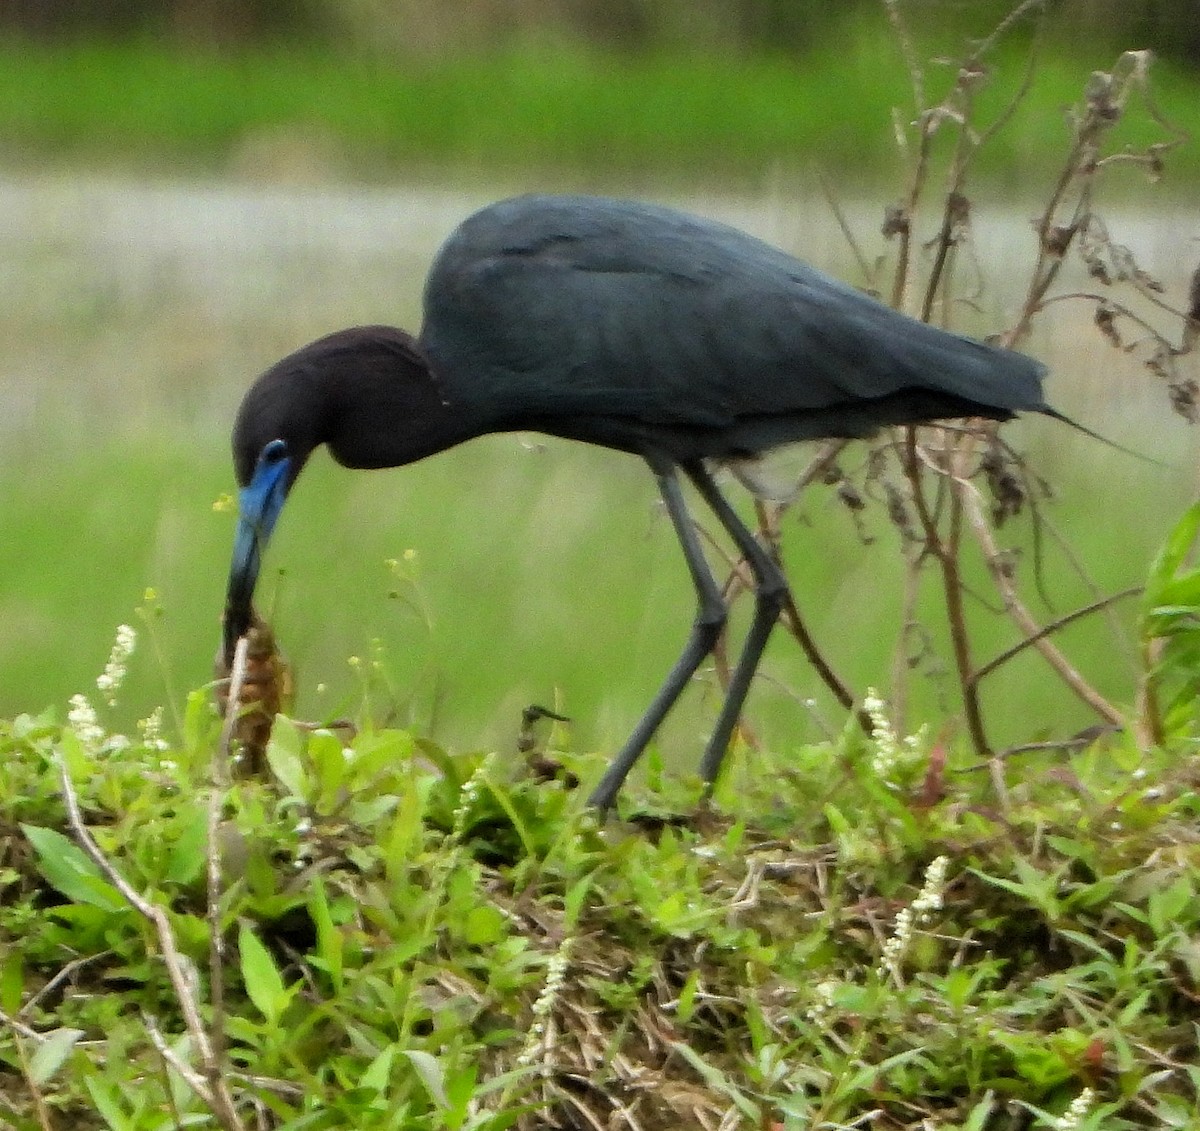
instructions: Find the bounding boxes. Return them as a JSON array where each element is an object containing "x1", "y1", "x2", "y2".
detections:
[{"x1": 711, "y1": 11, "x2": 1195, "y2": 763}]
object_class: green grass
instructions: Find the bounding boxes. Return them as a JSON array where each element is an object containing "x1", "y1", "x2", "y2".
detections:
[{"x1": 0, "y1": 34, "x2": 1194, "y2": 185}]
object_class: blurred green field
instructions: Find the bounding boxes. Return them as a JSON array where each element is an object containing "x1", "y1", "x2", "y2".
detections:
[
  {"x1": 0, "y1": 19, "x2": 1195, "y2": 774},
  {"x1": 0, "y1": 34, "x2": 1195, "y2": 186}
]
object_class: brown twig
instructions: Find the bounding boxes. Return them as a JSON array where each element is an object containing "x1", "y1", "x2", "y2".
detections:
[
  {"x1": 209, "y1": 634, "x2": 249, "y2": 1101},
  {"x1": 902, "y1": 428, "x2": 992, "y2": 755},
  {"x1": 958, "y1": 479, "x2": 1123, "y2": 726},
  {"x1": 970, "y1": 586, "x2": 1142, "y2": 685},
  {"x1": 881, "y1": 0, "x2": 926, "y2": 113},
  {"x1": 10, "y1": 1026, "x2": 55, "y2": 1131}
]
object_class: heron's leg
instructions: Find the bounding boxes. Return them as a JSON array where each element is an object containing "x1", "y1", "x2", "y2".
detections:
[
  {"x1": 683, "y1": 461, "x2": 789, "y2": 789},
  {"x1": 587, "y1": 462, "x2": 727, "y2": 813}
]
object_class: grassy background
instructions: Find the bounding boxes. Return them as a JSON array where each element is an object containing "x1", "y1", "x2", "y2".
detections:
[{"x1": 0, "y1": 36, "x2": 1195, "y2": 186}]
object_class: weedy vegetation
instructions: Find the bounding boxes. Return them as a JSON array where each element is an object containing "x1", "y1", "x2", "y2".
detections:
[{"x1": 2, "y1": 1, "x2": 1200, "y2": 1128}]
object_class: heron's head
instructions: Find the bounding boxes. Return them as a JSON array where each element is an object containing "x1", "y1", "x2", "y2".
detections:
[{"x1": 222, "y1": 325, "x2": 440, "y2": 664}]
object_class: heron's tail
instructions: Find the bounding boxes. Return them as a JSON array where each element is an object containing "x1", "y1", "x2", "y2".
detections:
[{"x1": 1039, "y1": 406, "x2": 1160, "y2": 465}]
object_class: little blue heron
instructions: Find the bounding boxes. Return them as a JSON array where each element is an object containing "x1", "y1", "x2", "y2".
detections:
[{"x1": 224, "y1": 193, "x2": 1060, "y2": 811}]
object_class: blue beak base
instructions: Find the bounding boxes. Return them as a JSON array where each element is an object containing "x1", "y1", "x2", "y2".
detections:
[{"x1": 223, "y1": 440, "x2": 292, "y2": 664}]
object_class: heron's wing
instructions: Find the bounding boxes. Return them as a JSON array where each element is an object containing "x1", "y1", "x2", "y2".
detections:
[{"x1": 421, "y1": 195, "x2": 1046, "y2": 430}]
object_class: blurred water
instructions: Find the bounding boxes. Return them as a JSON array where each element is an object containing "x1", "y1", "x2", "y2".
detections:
[{"x1": 0, "y1": 170, "x2": 1196, "y2": 758}]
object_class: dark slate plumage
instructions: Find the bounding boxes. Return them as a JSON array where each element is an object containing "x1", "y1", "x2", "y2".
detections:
[
  {"x1": 225, "y1": 193, "x2": 1054, "y2": 811},
  {"x1": 419, "y1": 195, "x2": 1048, "y2": 457}
]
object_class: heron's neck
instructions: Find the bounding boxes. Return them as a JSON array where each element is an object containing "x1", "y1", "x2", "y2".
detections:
[{"x1": 325, "y1": 353, "x2": 486, "y2": 470}]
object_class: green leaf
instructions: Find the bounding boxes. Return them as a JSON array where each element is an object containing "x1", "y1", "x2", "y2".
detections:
[
  {"x1": 669, "y1": 1041, "x2": 759, "y2": 1120},
  {"x1": 1146, "y1": 500, "x2": 1200, "y2": 606},
  {"x1": 183, "y1": 686, "x2": 215, "y2": 753},
  {"x1": 311, "y1": 729, "x2": 349, "y2": 815},
  {"x1": 563, "y1": 871, "x2": 595, "y2": 932},
  {"x1": 238, "y1": 923, "x2": 292, "y2": 1026},
  {"x1": 85, "y1": 1076, "x2": 133, "y2": 1131},
  {"x1": 165, "y1": 807, "x2": 208, "y2": 886},
  {"x1": 29, "y1": 1027, "x2": 84, "y2": 1085},
  {"x1": 360, "y1": 1043, "x2": 397, "y2": 1097},
  {"x1": 1148, "y1": 874, "x2": 1195, "y2": 936},
  {"x1": 0, "y1": 949, "x2": 23, "y2": 1014},
  {"x1": 963, "y1": 1092, "x2": 998, "y2": 1131},
  {"x1": 676, "y1": 968, "x2": 701, "y2": 1025},
  {"x1": 462, "y1": 903, "x2": 507, "y2": 946},
  {"x1": 267, "y1": 717, "x2": 309, "y2": 798},
  {"x1": 401, "y1": 1048, "x2": 449, "y2": 1109},
  {"x1": 308, "y1": 877, "x2": 343, "y2": 993},
  {"x1": 21, "y1": 825, "x2": 126, "y2": 912}
]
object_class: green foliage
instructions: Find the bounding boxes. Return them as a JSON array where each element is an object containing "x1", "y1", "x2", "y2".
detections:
[
  {"x1": 3, "y1": 614, "x2": 1200, "y2": 1130},
  {"x1": 1142, "y1": 499, "x2": 1200, "y2": 736}
]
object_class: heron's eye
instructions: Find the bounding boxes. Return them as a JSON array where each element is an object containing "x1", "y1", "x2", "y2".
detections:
[{"x1": 262, "y1": 439, "x2": 288, "y2": 464}]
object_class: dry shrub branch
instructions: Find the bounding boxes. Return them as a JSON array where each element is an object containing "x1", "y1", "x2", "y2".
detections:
[{"x1": 718, "y1": 5, "x2": 1195, "y2": 762}]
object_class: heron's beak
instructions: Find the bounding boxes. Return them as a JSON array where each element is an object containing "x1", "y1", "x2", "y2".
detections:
[{"x1": 224, "y1": 441, "x2": 291, "y2": 664}]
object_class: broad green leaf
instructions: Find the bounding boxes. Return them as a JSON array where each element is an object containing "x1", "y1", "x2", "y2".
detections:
[
  {"x1": 0, "y1": 949, "x2": 23, "y2": 1013},
  {"x1": 238, "y1": 923, "x2": 291, "y2": 1025},
  {"x1": 308, "y1": 877, "x2": 343, "y2": 993},
  {"x1": 29, "y1": 1027, "x2": 84, "y2": 1085},
  {"x1": 401, "y1": 1048, "x2": 449, "y2": 1109},
  {"x1": 85, "y1": 1076, "x2": 133, "y2": 1131},
  {"x1": 165, "y1": 807, "x2": 208, "y2": 885},
  {"x1": 267, "y1": 719, "x2": 309, "y2": 799},
  {"x1": 1145, "y1": 500, "x2": 1200, "y2": 606},
  {"x1": 462, "y1": 904, "x2": 506, "y2": 946},
  {"x1": 361, "y1": 1043, "x2": 397, "y2": 1096},
  {"x1": 311, "y1": 729, "x2": 349, "y2": 814},
  {"x1": 21, "y1": 825, "x2": 126, "y2": 912}
]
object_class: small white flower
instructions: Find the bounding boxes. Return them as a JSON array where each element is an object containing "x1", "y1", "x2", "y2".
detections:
[
  {"x1": 878, "y1": 856, "x2": 950, "y2": 982},
  {"x1": 96, "y1": 624, "x2": 136, "y2": 707},
  {"x1": 452, "y1": 752, "x2": 497, "y2": 839},
  {"x1": 863, "y1": 689, "x2": 926, "y2": 788},
  {"x1": 864, "y1": 687, "x2": 901, "y2": 785},
  {"x1": 137, "y1": 706, "x2": 170, "y2": 752},
  {"x1": 912, "y1": 855, "x2": 949, "y2": 918},
  {"x1": 68, "y1": 694, "x2": 105, "y2": 750},
  {"x1": 806, "y1": 978, "x2": 840, "y2": 1023},
  {"x1": 1055, "y1": 1086, "x2": 1095, "y2": 1130},
  {"x1": 517, "y1": 936, "x2": 574, "y2": 1068}
]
